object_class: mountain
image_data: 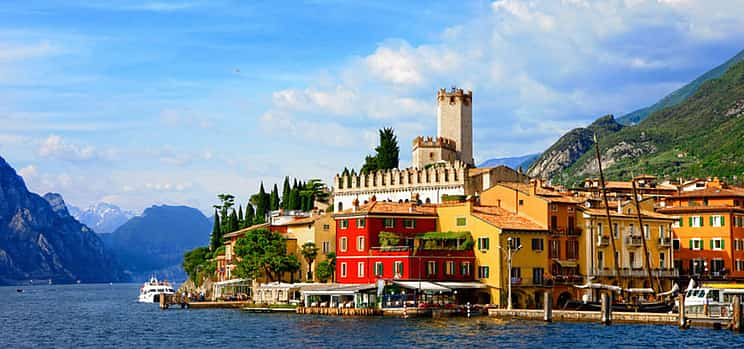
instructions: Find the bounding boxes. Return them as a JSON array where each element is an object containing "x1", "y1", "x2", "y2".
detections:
[
  {"x1": 562, "y1": 59, "x2": 744, "y2": 183},
  {"x1": 617, "y1": 49, "x2": 744, "y2": 125},
  {"x1": 527, "y1": 115, "x2": 623, "y2": 180},
  {"x1": 68, "y1": 202, "x2": 135, "y2": 234},
  {"x1": 478, "y1": 153, "x2": 540, "y2": 171},
  {"x1": 107, "y1": 205, "x2": 211, "y2": 281},
  {"x1": 0, "y1": 156, "x2": 128, "y2": 285}
]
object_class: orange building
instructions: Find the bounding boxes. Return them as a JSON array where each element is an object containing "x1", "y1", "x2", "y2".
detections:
[{"x1": 658, "y1": 180, "x2": 744, "y2": 281}]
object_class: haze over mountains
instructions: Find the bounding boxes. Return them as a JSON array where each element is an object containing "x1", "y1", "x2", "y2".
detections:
[
  {"x1": 68, "y1": 203, "x2": 135, "y2": 235},
  {"x1": 0, "y1": 156, "x2": 128, "y2": 285}
]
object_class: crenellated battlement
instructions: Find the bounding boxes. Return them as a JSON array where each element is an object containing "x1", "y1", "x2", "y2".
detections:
[
  {"x1": 334, "y1": 162, "x2": 469, "y2": 193},
  {"x1": 437, "y1": 87, "x2": 472, "y2": 106},
  {"x1": 412, "y1": 136, "x2": 457, "y2": 150}
]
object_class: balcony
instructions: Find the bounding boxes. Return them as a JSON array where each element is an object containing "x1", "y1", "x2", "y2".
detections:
[
  {"x1": 597, "y1": 235, "x2": 610, "y2": 246},
  {"x1": 595, "y1": 268, "x2": 678, "y2": 278},
  {"x1": 625, "y1": 235, "x2": 643, "y2": 246},
  {"x1": 567, "y1": 227, "x2": 582, "y2": 236},
  {"x1": 658, "y1": 237, "x2": 672, "y2": 247}
]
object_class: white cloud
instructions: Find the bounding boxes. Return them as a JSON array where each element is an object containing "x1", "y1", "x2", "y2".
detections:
[
  {"x1": 18, "y1": 165, "x2": 38, "y2": 180},
  {"x1": 38, "y1": 135, "x2": 103, "y2": 161},
  {"x1": 492, "y1": 0, "x2": 556, "y2": 31},
  {"x1": 0, "y1": 41, "x2": 60, "y2": 61},
  {"x1": 159, "y1": 109, "x2": 214, "y2": 129}
]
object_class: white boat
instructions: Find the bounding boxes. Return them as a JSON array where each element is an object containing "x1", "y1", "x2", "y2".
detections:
[
  {"x1": 138, "y1": 276, "x2": 175, "y2": 303},
  {"x1": 683, "y1": 282, "x2": 744, "y2": 318}
]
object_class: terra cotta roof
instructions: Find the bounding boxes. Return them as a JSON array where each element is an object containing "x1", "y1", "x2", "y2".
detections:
[
  {"x1": 471, "y1": 206, "x2": 547, "y2": 231},
  {"x1": 333, "y1": 201, "x2": 436, "y2": 217}
]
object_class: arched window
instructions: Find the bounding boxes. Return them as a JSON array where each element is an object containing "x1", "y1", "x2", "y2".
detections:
[
  {"x1": 338, "y1": 202, "x2": 343, "y2": 212},
  {"x1": 425, "y1": 198, "x2": 431, "y2": 204}
]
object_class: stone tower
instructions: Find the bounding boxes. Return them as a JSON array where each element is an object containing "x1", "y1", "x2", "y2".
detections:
[{"x1": 437, "y1": 87, "x2": 473, "y2": 166}]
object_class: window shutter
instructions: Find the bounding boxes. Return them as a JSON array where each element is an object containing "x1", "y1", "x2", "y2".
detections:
[
  {"x1": 477, "y1": 238, "x2": 482, "y2": 250},
  {"x1": 700, "y1": 216, "x2": 704, "y2": 227},
  {"x1": 679, "y1": 218, "x2": 683, "y2": 227},
  {"x1": 710, "y1": 216, "x2": 714, "y2": 226},
  {"x1": 689, "y1": 217, "x2": 693, "y2": 226},
  {"x1": 700, "y1": 240, "x2": 703, "y2": 250},
  {"x1": 689, "y1": 240, "x2": 692, "y2": 249},
  {"x1": 710, "y1": 239, "x2": 713, "y2": 250},
  {"x1": 722, "y1": 240, "x2": 725, "y2": 250},
  {"x1": 722, "y1": 216, "x2": 725, "y2": 226}
]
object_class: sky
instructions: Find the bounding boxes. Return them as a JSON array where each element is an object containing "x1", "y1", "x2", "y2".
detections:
[{"x1": 1, "y1": 0, "x2": 744, "y2": 214}]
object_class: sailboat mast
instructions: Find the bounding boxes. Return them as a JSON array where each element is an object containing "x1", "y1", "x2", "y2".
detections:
[
  {"x1": 594, "y1": 134, "x2": 620, "y2": 277},
  {"x1": 631, "y1": 179, "x2": 656, "y2": 294}
]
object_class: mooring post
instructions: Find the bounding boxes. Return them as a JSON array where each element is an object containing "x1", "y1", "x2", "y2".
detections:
[
  {"x1": 467, "y1": 301, "x2": 471, "y2": 318},
  {"x1": 159, "y1": 293, "x2": 167, "y2": 310},
  {"x1": 678, "y1": 294, "x2": 687, "y2": 329},
  {"x1": 600, "y1": 293, "x2": 611, "y2": 325},
  {"x1": 733, "y1": 296, "x2": 741, "y2": 332},
  {"x1": 543, "y1": 291, "x2": 552, "y2": 322}
]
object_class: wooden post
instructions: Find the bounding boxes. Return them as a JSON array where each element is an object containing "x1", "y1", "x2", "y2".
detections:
[
  {"x1": 678, "y1": 294, "x2": 687, "y2": 329},
  {"x1": 601, "y1": 293, "x2": 611, "y2": 325},
  {"x1": 543, "y1": 291, "x2": 552, "y2": 322},
  {"x1": 159, "y1": 293, "x2": 167, "y2": 310},
  {"x1": 733, "y1": 296, "x2": 741, "y2": 332}
]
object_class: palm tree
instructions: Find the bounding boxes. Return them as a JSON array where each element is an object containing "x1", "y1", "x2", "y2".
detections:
[{"x1": 301, "y1": 242, "x2": 319, "y2": 280}]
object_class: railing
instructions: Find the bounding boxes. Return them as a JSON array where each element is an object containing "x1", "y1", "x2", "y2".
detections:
[
  {"x1": 625, "y1": 235, "x2": 643, "y2": 246},
  {"x1": 597, "y1": 235, "x2": 610, "y2": 246},
  {"x1": 567, "y1": 227, "x2": 582, "y2": 236},
  {"x1": 658, "y1": 237, "x2": 671, "y2": 246},
  {"x1": 551, "y1": 274, "x2": 583, "y2": 284},
  {"x1": 371, "y1": 246, "x2": 411, "y2": 252},
  {"x1": 595, "y1": 268, "x2": 678, "y2": 278}
]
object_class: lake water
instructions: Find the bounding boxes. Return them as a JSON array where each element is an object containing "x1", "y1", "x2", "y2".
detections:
[{"x1": 1, "y1": 283, "x2": 742, "y2": 348}]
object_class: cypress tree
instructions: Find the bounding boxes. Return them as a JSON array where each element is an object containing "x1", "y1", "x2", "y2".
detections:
[
  {"x1": 270, "y1": 184, "x2": 280, "y2": 211},
  {"x1": 237, "y1": 205, "x2": 244, "y2": 226},
  {"x1": 210, "y1": 209, "x2": 222, "y2": 250},
  {"x1": 255, "y1": 182, "x2": 267, "y2": 223},
  {"x1": 281, "y1": 177, "x2": 291, "y2": 209},
  {"x1": 244, "y1": 204, "x2": 255, "y2": 227},
  {"x1": 290, "y1": 187, "x2": 300, "y2": 211},
  {"x1": 229, "y1": 209, "x2": 239, "y2": 232},
  {"x1": 375, "y1": 127, "x2": 399, "y2": 170}
]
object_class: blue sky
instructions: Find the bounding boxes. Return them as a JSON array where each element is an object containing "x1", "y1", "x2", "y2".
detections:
[{"x1": 1, "y1": 0, "x2": 743, "y2": 214}]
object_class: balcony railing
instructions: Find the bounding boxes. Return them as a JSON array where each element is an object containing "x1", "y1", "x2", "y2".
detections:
[
  {"x1": 625, "y1": 235, "x2": 643, "y2": 246},
  {"x1": 595, "y1": 268, "x2": 678, "y2": 278},
  {"x1": 567, "y1": 227, "x2": 582, "y2": 236},
  {"x1": 371, "y1": 246, "x2": 411, "y2": 252},
  {"x1": 658, "y1": 237, "x2": 672, "y2": 246},
  {"x1": 597, "y1": 235, "x2": 610, "y2": 246}
]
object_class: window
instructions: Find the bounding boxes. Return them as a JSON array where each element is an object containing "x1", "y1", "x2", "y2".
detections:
[
  {"x1": 340, "y1": 262, "x2": 348, "y2": 277},
  {"x1": 518, "y1": 199, "x2": 524, "y2": 206},
  {"x1": 568, "y1": 217, "x2": 575, "y2": 233},
  {"x1": 629, "y1": 252, "x2": 636, "y2": 269},
  {"x1": 549, "y1": 240, "x2": 560, "y2": 259},
  {"x1": 598, "y1": 223, "x2": 603, "y2": 235},
  {"x1": 531, "y1": 238, "x2": 544, "y2": 251},
  {"x1": 711, "y1": 259, "x2": 725, "y2": 273},
  {"x1": 659, "y1": 225, "x2": 666, "y2": 239},
  {"x1": 673, "y1": 239, "x2": 680, "y2": 251},
  {"x1": 613, "y1": 223, "x2": 619, "y2": 239},
  {"x1": 711, "y1": 215, "x2": 725, "y2": 227},
  {"x1": 383, "y1": 218, "x2": 395, "y2": 228},
  {"x1": 660, "y1": 252, "x2": 666, "y2": 269},
  {"x1": 357, "y1": 218, "x2": 366, "y2": 228},
  {"x1": 736, "y1": 260, "x2": 744, "y2": 272},
  {"x1": 511, "y1": 267, "x2": 521, "y2": 279},
  {"x1": 598, "y1": 251, "x2": 605, "y2": 269},
  {"x1": 735, "y1": 239, "x2": 744, "y2": 251},
  {"x1": 427, "y1": 261, "x2": 438, "y2": 276},
  {"x1": 404, "y1": 219, "x2": 416, "y2": 229},
  {"x1": 323, "y1": 224, "x2": 330, "y2": 231},
  {"x1": 357, "y1": 262, "x2": 365, "y2": 277},
  {"x1": 691, "y1": 259, "x2": 705, "y2": 275},
  {"x1": 533, "y1": 267, "x2": 544, "y2": 285},
  {"x1": 551, "y1": 215, "x2": 558, "y2": 230},
  {"x1": 340, "y1": 220, "x2": 349, "y2": 229},
  {"x1": 566, "y1": 240, "x2": 579, "y2": 260},
  {"x1": 551, "y1": 204, "x2": 558, "y2": 211},
  {"x1": 456, "y1": 217, "x2": 467, "y2": 226},
  {"x1": 509, "y1": 237, "x2": 521, "y2": 250},
  {"x1": 445, "y1": 261, "x2": 455, "y2": 275},
  {"x1": 690, "y1": 216, "x2": 703, "y2": 228},
  {"x1": 322, "y1": 241, "x2": 331, "y2": 254},
  {"x1": 394, "y1": 261, "x2": 404, "y2": 276},
  {"x1": 673, "y1": 218, "x2": 681, "y2": 228},
  {"x1": 711, "y1": 238, "x2": 724, "y2": 251},
  {"x1": 477, "y1": 237, "x2": 490, "y2": 251},
  {"x1": 478, "y1": 266, "x2": 490, "y2": 278},
  {"x1": 340, "y1": 237, "x2": 348, "y2": 252},
  {"x1": 690, "y1": 238, "x2": 702, "y2": 251},
  {"x1": 357, "y1": 236, "x2": 365, "y2": 251},
  {"x1": 374, "y1": 262, "x2": 383, "y2": 277},
  {"x1": 461, "y1": 262, "x2": 472, "y2": 276},
  {"x1": 643, "y1": 224, "x2": 650, "y2": 240}
]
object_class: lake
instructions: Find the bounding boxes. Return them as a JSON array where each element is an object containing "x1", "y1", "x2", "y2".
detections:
[{"x1": 1, "y1": 283, "x2": 742, "y2": 348}]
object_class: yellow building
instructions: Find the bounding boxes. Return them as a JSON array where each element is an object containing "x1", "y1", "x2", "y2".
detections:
[
  {"x1": 436, "y1": 199, "x2": 549, "y2": 308},
  {"x1": 282, "y1": 213, "x2": 336, "y2": 281},
  {"x1": 578, "y1": 198, "x2": 677, "y2": 296}
]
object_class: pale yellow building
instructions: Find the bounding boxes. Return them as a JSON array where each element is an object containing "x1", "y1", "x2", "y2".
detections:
[{"x1": 283, "y1": 213, "x2": 336, "y2": 282}]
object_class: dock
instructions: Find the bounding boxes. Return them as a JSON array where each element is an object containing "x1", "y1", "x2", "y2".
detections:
[
  {"x1": 158, "y1": 293, "x2": 252, "y2": 310},
  {"x1": 296, "y1": 307, "x2": 381, "y2": 316}
]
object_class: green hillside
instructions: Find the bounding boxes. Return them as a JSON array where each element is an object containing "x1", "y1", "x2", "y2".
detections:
[
  {"x1": 617, "y1": 49, "x2": 744, "y2": 125},
  {"x1": 561, "y1": 60, "x2": 744, "y2": 185}
]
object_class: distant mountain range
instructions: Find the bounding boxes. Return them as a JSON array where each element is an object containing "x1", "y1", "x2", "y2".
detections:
[
  {"x1": 0, "y1": 156, "x2": 128, "y2": 285},
  {"x1": 528, "y1": 49, "x2": 744, "y2": 184},
  {"x1": 478, "y1": 153, "x2": 540, "y2": 171},
  {"x1": 103, "y1": 205, "x2": 211, "y2": 282},
  {"x1": 68, "y1": 202, "x2": 135, "y2": 234}
]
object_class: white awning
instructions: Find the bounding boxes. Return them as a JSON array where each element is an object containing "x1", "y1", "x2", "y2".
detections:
[
  {"x1": 213, "y1": 278, "x2": 252, "y2": 287},
  {"x1": 574, "y1": 282, "x2": 622, "y2": 292},
  {"x1": 435, "y1": 282, "x2": 487, "y2": 289},
  {"x1": 625, "y1": 288, "x2": 655, "y2": 294},
  {"x1": 393, "y1": 281, "x2": 451, "y2": 292},
  {"x1": 301, "y1": 284, "x2": 376, "y2": 296}
]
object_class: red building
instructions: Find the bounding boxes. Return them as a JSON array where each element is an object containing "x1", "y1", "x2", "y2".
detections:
[{"x1": 333, "y1": 199, "x2": 475, "y2": 284}]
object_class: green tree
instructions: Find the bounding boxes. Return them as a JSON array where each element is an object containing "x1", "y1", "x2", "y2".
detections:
[
  {"x1": 228, "y1": 209, "x2": 239, "y2": 233},
  {"x1": 300, "y1": 242, "x2": 319, "y2": 280},
  {"x1": 270, "y1": 183, "x2": 280, "y2": 211},
  {"x1": 254, "y1": 183, "x2": 268, "y2": 223},
  {"x1": 289, "y1": 187, "x2": 300, "y2": 211},
  {"x1": 237, "y1": 205, "x2": 244, "y2": 226},
  {"x1": 361, "y1": 127, "x2": 399, "y2": 173},
  {"x1": 243, "y1": 204, "x2": 255, "y2": 228},
  {"x1": 281, "y1": 177, "x2": 291, "y2": 209},
  {"x1": 316, "y1": 252, "x2": 336, "y2": 283},
  {"x1": 183, "y1": 246, "x2": 215, "y2": 287},
  {"x1": 233, "y1": 228, "x2": 291, "y2": 282},
  {"x1": 281, "y1": 254, "x2": 301, "y2": 283},
  {"x1": 209, "y1": 208, "x2": 222, "y2": 250},
  {"x1": 217, "y1": 194, "x2": 235, "y2": 233}
]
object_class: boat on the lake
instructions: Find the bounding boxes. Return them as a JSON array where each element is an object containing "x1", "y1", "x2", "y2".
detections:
[
  {"x1": 138, "y1": 276, "x2": 175, "y2": 303},
  {"x1": 683, "y1": 282, "x2": 744, "y2": 318}
]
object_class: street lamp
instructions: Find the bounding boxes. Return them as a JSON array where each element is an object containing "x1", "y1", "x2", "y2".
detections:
[{"x1": 506, "y1": 237, "x2": 522, "y2": 310}]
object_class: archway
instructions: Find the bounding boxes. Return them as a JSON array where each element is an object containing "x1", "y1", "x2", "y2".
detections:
[{"x1": 557, "y1": 291, "x2": 573, "y2": 308}]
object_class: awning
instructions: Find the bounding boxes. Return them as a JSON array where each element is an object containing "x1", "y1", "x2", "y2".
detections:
[
  {"x1": 574, "y1": 282, "x2": 622, "y2": 292},
  {"x1": 301, "y1": 284, "x2": 376, "y2": 296},
  {"x1": 435, "y1": 282, "x2": 487, "y2": 289},
  {"x1": 393, "y1": 281, "x2": 451, "y2": 292},
  {"x1": 625, "y1": 288, "x2": 655, "y2": 294},
  {"x1": 213, "y1": 278, "x2": 252, "y2": 287},
  {"x1": 553, "y1": 260, "x2": 578, "y2": 268}
]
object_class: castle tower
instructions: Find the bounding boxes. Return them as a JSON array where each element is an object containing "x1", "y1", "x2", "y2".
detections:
[{"x1": 437, "y1": 87, "x2": 473, "y2": 166}]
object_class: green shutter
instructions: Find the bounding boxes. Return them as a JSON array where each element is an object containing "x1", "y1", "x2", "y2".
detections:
[
  {"x1": 700, "y1": 240, "x2": 703, "y2": 250},
  {"x1": 710, "y1": 239, "x2": 714, "y2": 249},
  {"x1": 689, "y1": 217, "x2": 693, "y2": 226},
  {"x1": 485, "y1": 238, "x2": 490, "y2": 250},
  {"x1": 477, "y1": 238, "x2": 482, "y2": 250},
  {"x1": 700, "y1": 216, "x2": 704, "y2": 227},
  {"x1": 710, "y1": 216, "x2": 714, "y2": 226},
  {"x1": 679, "y1": 218, "x2": 683, "y2": 227},
  {"x1": 689, "y1": 240, "x2": 693, "y2": 249},
  {"x1": 722, "y1": 240, "x2": 726, "y2": 250},
  {"x1": 721, "y1": 216, "x2": 725, "y2": 226}
]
